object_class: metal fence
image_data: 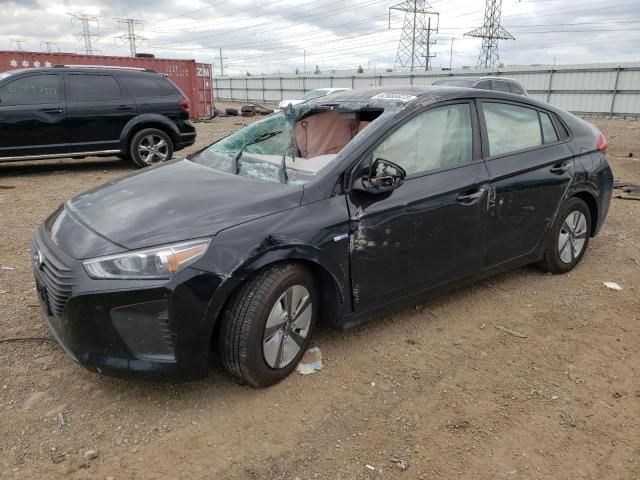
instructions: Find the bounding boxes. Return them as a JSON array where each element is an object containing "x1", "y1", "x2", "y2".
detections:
[{"x1": 213, "y1": 62, "x2": 640, "y2": 116}]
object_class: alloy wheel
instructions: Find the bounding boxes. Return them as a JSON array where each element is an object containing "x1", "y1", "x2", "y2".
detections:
[
  {"x1": 557, "y1": 211, "x2": 588, "y2": 264},
  {"x1": 138, "y1": 134, "x2": 169, "y2": 165},
  {"x1": 262, "y1": 285, "x2": 312, "y2": 369}
]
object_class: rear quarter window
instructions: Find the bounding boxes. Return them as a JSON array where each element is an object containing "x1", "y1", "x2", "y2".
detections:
[
  {"x1": 121, "y1": 75, "x2": 178, "y2": 97},
  {"x1": 508, "y1": 82, "x2": 525, "y2": 95}
]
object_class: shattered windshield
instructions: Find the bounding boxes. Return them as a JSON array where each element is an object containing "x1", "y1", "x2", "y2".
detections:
[{"x1": 191, "y1": 104, "x2": 384, "y2": 185}]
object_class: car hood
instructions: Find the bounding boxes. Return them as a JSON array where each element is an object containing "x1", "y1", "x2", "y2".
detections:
[{"x1": 63, "y1": 159, "x2": 304, "y2": 254}]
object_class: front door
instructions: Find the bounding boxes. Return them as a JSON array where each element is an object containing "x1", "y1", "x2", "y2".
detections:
[
  {"x1": 347, "y1": 101, "x2": 490, "y2": 310},
  {"x1": 63, "y1": 73, "x2": 138, "y2": 153},
  {"x1": 479, "y1": 100, "x2": 575, "y2": 266},
  {"x1": 0, "y1": 72, "x2": 66, "y2": 158}
]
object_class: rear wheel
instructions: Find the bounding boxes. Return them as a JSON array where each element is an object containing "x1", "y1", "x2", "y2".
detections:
[
  {"x1": 129, "y1": 128, "x2": 173, "y2": 168},
  {"x1": 538, "y1": 197, "x2": 591, "y2": 274},
  {"x1": 218, "y1": 263, "x2": 317, "y2": 387}
]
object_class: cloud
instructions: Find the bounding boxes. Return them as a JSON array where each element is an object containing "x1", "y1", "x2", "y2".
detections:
[{"x1": 1, "y1": 0, "x2": 639, "y2": 74}]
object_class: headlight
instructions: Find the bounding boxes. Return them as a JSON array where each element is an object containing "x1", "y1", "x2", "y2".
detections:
[{"x1": 83, "y1": 239, "x2": 210, "y2": 280}]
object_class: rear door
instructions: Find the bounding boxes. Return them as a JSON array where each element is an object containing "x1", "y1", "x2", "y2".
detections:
[
  {"x1": 63, "y1": 72, "x2": 137, "y2": 153},
  {"x1": 0, "y1": 72, "x2": 66, "y2": 158},
  {"x1": 479, "y1": 100, "x2": 574, "y2": 266},
  {"x1": 348, "y1": 101, "x2": 490, "y2": 310}
]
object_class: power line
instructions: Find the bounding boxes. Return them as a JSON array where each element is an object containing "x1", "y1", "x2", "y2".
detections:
[
  {"x1": 116, "y1": 18, "x2": 147, "y2": 56},
  {"x1": 69, "y1": 13, "x2": 100, "y2": 55}
]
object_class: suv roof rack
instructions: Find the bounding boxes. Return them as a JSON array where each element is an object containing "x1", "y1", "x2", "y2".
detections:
[{"x1": 52, "y1": 64, "x2": 156, "y2": 73}]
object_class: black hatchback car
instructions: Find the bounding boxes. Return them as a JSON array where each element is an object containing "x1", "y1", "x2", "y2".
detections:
[
  {"x1": 32, "y1": 86, "x2": 613, "y2": 386},
  {"x1": 0, "y1": 65, "x2": 196, "y2": 167}
]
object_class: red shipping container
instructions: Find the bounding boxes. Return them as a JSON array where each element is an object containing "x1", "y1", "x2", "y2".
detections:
[{"x1": 0, "y1": 50, "x2": 214, "y2": 119}]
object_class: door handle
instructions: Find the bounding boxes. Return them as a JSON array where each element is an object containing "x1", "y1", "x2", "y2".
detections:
[
  {"x1": 550, "y1": 161, "x2": 571, "y2": 174},
  {"x1": 116, "y1": 105, "x2": 133, "y2": 110},
  {"x1": 457, "y1": 188, "x2": 486, "y2": 205},
  {"x1": 41, "y1": 108, "x2": 63, "y2": 114}
]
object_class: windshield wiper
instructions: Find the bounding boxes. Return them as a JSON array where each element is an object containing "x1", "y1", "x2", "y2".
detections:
[
  {"x1": 233, "y1": 130, "x2": 282, "y2": 174},
  {"x1": 279, "y1": 136, "x2": 298, "y2": 184}
]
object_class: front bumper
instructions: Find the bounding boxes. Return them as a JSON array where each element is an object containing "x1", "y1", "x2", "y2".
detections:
[{"x1": 32, "y1": 227, "x2": 228, "y2": 382}]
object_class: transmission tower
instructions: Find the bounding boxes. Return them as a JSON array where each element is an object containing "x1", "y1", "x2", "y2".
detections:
[
  {"x1": 41, "y1": 41, "x2": 58, "y2": 53},
  {"x1": 389, "y1": 0, "x2": 439, "y2": 72},
  {"x1": 117, "y1": 19, "x2": 147, "y2": 57},
  {"x1": 10, "y1": 39, "x2": 27, "y2": 51},
  {"x1": 464, "y1": 0, "x2": 514, "y2": 69},
  {"x1": 69, "y1": 13, "x2": 100, "y2": 55}
]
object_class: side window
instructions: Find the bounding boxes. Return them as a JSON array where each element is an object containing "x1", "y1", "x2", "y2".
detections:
[
  {"x1": 0, "y1": 74, "x2": 60, "y2": 105},
  {"x1": 372, "y1": 103, "x2": 473, "y2": 176},
  {"x1": 121, "y1": 76, "x2": 175, "y2": 97},
  {"x1": 491, "y1": 80, "x2": 511, "y2": 93},
  {"x1": 483, "y1": 102, "x2": 542, "y2": 156},
  {"x1": 475, "y1": 80, "x2": 491, "y2": 90},
  {"x1": 509, "y1": 82, "x2": 525, "y2": 95},
  {"x1": 539, "y1": 112, "x2": 559, "y2": 143},
  {"x1": 66, "y1": 74, "x2": 121, "y2": 101}
]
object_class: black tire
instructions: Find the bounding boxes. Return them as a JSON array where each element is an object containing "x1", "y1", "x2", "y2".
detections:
[
  {"x1": 218, "y1": 263, "x2": 318, "y2": 388},
  {"x1": 225, "y1": 107, "x2": 239, "y2": 116},
  {"x1": 129, "y1": 128, "x2": 174, "y2": 168},
  {"x1": 537, "y1": 197, "x2": 592, "y2": 274}
]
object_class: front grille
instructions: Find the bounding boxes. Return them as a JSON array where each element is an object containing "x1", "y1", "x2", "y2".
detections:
[{"x1": 33, "y1": 238, "x2": 74, "y2": 317}]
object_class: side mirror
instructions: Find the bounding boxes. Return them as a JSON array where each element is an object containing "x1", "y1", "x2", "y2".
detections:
[{"x1": 353, "y1": 158, "x2": 406, "y2": 194}]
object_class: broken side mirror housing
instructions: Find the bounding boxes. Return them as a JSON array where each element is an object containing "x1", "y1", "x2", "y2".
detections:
[{"x1": 352, "y1": 157, "x2": 406, "y2": 194}]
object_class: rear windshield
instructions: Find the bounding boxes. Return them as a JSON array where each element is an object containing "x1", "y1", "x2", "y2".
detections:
[
  {"x1": 433, "y1": 79, "x2": 475, "y2": 87},
  {"x1": 190, "y1": 106, "x2": 384, "y2": 185}
]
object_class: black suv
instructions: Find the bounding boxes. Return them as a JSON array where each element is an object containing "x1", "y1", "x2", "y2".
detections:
[{"x1": 0, "y1": 65, "x2": 196, "y2": 167}]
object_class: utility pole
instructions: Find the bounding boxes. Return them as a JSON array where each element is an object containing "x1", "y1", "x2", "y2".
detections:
[
  {"x1": 117, "y1": 18, "x2": 146, "y2": 56},
  {"x1": 69, "y1": 13, "x2": 100, "y2": 55},
  {"x1": 41, "y1": 41, "x2": 58, "y2": 53},
  {"x1": 389, "y1": 0, "x2": 439, "y2": 72},
  {"x1": 449, "y1": 38, "x2": 454, "y2": 69},
  {"x1": 10, "y1": 39, "x2": 27, "y2": 51},
  {"x1": 214, "y1": 47, "x2": 228, "y2": 77},
  {"x1": 464, "y1": 0, "x2": 514, "y2": 69},
  {"x1": 423, "y1": 16, "x2": 437, "y2": 71}
]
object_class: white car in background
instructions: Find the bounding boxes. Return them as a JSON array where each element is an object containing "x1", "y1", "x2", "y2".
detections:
[{"x1": 278, "y1": 87, "x2": 351, "y2": 110}]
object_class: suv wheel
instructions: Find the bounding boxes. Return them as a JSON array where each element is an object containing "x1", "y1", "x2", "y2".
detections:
[
  {"x1": 218, "y1": 263, "x2": 317, "y2": 388},
  {"x1": 130, "y1": 128, "x2": 174, "y2": 168}
]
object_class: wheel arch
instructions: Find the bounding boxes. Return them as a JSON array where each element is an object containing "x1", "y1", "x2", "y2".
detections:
[
  {"x1": 572, "y1": 190, "x2": 598, "y2": 236},
  {"x1": 120, "y1": 115, "x2": 180, "y2": 152},
  {"x1": 207, "y1": 254, "x2": 346, "y2": 352}
]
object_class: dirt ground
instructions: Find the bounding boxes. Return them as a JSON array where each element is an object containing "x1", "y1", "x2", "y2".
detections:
[{"x1": 0, "y1": 110, "x2": 638, "y2": 480}]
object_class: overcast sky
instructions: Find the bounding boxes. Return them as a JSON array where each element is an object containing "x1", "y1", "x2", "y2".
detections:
[{"x1": 1, "y1": 0, "x2": 639, "y2": 75}]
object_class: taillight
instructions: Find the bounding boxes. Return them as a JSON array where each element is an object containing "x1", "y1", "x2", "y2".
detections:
[
  {"x1": 178, "y1": 98, "x2": 190, "y2": 115},
  {"x1": 597, "y1": 132, "x2": 608, "y2": 152}
]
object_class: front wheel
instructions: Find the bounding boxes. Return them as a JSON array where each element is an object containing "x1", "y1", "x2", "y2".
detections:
[
  {"x1": 538, "y1": 197, "x2": 591, "y2": 274},
  {"x1": 129, "y1": 128, "x2": 174, "y2": 168},
  {"x1": 218, "y1": 264, "x2": 317, "y2": 387}
]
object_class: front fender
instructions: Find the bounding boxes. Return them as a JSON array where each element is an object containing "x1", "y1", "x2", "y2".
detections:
[{"x1": 198, "y1": 197, "x2": 352, "y2": 330}]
